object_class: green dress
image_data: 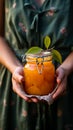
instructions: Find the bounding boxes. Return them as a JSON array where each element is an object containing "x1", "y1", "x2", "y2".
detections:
[{"x1": 0, "y1": 0, "x2": 73, "y2": 130}]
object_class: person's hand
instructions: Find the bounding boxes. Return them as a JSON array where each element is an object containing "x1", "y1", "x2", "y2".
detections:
[
  {"x1": 52, "y1": 66, "x2": 68, "y2": 100},
  {"x1": 12, "y1": 66, "x2": 38, "y2": 102}
]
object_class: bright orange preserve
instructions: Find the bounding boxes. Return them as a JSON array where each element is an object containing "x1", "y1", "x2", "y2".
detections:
[{"x1": 23, "y1": 52, "x2": 56, "y2": 96}]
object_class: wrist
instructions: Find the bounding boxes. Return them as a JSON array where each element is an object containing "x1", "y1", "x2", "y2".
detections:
[{"x1": 9, "y1": 62, "x2": 23, "y2": 74}]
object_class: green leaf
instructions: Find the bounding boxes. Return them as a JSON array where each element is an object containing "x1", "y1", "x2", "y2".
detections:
[
  {"x1": 44, "y1": 36, "x2": 51, "y2": 49},
  {"x1": 52, "y1": 49, "x2": 62, "y2": 64},
  {"x1": 26, "y1": 47, "x2": 43, "y2": 54}
]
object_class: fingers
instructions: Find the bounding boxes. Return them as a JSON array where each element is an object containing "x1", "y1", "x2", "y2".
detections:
[
  {"x1": 52, "y1": 67, "x2": 66, "y2": 99},
  {"x1": 12, "y1": 78, "x2": 39, "y2": 103},
  {"x1": 13, "y1": 71, "x2": 24, "y2": 83},
  {"x1": 12, "y1": 67, "x2": 39, "y2": 103},
  {"x1": 52, "y1": 74, "x2": 67, "y2": 100},
  {"x1": 28, "y1": 98, "x2": 39, "y2": 103},
  {"x1": 12, "y1": 78, "x2": 29, "y2": 101},
  {"x1": 52, "y1": 84, "x2": 66, "y2": 100},
  {"x1": 56, "y1": 67, "x2": 65, "y2": 85}
]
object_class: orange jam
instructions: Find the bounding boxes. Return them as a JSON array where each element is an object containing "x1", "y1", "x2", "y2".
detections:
[{"x1": 23, "y1": 51, "x2": 56, "y2": 96}]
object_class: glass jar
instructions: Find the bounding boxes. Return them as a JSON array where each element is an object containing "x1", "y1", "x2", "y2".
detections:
[{"x1": 23, "y1": 51, "x2": 56, "y2": 96}]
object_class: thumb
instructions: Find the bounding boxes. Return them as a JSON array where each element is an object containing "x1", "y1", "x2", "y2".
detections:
[
  {"x1": 12, "y1": 71, "x2": 24, "y2": 83},
  {"x1": 56, "y1": 67, "x2": 64, "y2": 85}
]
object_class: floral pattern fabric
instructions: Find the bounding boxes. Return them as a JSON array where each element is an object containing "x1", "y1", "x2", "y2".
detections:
[{"x1": 0, "y1": 0, "x2": 73, "y2": 130}]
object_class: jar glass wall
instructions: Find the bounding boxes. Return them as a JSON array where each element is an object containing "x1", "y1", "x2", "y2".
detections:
[{"x1": 23, "y1": 51, "x2": 56, "y2": 96}]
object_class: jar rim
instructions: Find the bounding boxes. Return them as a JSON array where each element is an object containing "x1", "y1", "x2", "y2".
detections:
[
  {"x1": 25, "y1": 51, "x2": 52, "y2": 58},
  {"x1": 22, "y1": 50, "x2": 53, "y2": 63},
  {"x1": 22, "y1": 51, "x2": 53, "y2": 63}
]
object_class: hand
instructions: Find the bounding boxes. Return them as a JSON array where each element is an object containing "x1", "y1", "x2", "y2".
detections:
[
  {"x1": 52, "y1": 66, "x2": 68, "y2": 100},
  {"x1": 12, "y1": 66, "x2": 38, "y2": 102}
]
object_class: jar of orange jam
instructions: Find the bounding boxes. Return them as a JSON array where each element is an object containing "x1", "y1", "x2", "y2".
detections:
[{"x1": 23, "y1": 51, "x2": 56, "y2": 96}]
